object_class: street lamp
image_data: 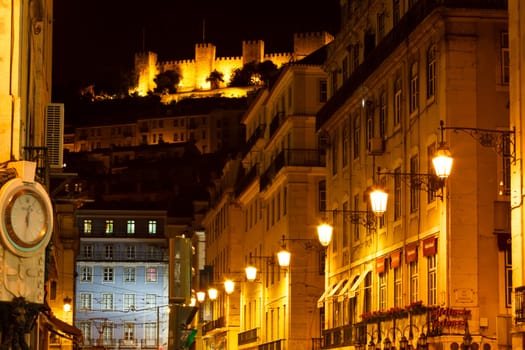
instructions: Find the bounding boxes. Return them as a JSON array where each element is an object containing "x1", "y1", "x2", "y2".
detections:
[
  {"x1": 245, "y1": 252, "x2": 276, "y2": 281},
  {"x1": 224, "y1": 279, "x2": 235, "y2": 295},
  {"x1": 63, "y1": 297, "x2": 72, "y2": 312},
  {"x1": 317, "y1": 223, "x2": 333, "y2": 247}
]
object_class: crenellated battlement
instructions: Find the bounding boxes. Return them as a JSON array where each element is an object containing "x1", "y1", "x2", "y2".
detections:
[{"x1": 131, "y1": 31, "x2": 333, "y2": 96}]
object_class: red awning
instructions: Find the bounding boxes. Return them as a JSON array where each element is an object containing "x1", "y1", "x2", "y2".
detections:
[
  {"x1": 405, "y1": 243, "x2": 418, "y2": 263},
  {"x1": 376, "y1": 256, "x2": 386, "y2": 273},
  {"x1": 390, "y1": 250, "x2": 401, "y2": 268},
  {"x1": 423, "y1": 236, "x2": 437, "y2": 256}
]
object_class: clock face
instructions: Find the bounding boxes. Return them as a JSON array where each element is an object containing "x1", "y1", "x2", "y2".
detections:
[
  {"x1": 0, "y1": 178, "x2": 53, "y2": 255},
  {"x1": 5, "y1": 189, "x2": 48, "y2": 247}
]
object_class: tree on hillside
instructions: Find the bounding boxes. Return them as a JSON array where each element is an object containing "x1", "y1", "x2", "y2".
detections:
[
  {"x1": 206, "y1": 70, "x2": 225, "y2": 90},
  {"x1": 154, "y1": 70, "x2": 181, "y2": 94},
  {"x1": 228, "y1": 60, "x2": 280, "y2": 87}
]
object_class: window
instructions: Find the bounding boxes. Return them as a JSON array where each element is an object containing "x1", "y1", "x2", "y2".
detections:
[
  {"x1": 123, "y1": 267, "x2": 136, "y2": 283},
  {"x1": 377, "y1": 12, "x2": 385, "y2": 41},
  {"x1": 363, "y1": 272, "x2": 372, "y2": 313},
  {"x1": 146, "y1": 294, "x2": 157, "y2": 308},
  {"x1": 394, "y1": 267, "x2": 402, "y2": 307},
  {"x1": 102, "y1": 323, "x2": 114, "y2": 345},
  {"x1": 353, "y1": 194, "x2": 360, "y2": 242},
  {"x1": 123, "y1": 294, "x2": 136, "y2": 311},
  {"x1": 502, "y1": 136, "x2": 512, "y2": 196},
  {"x1": 127, "y1": 245, "x2": 136, "y2": 259},
  {"x1": 393, "y1": 0, "x2": 400, "y2": 26},
  {"x1": 319, "y1": 181, "x2": 326, "y2": 212},
  {"x1": 366, "y1": 104, "x2": 374, "y2": 151},
  {"x1": 352, "y1": 43, "x2": 359, "y2": 72},
  {"x1": 427, "y1": 45, "x2": 436, "y2": 98},
  {"x1": 409, "y1": 62, "x2": 419, "y2": 113},
  {"x1": 342, "y1": 56, "x2": 349, "y2": 81},
  {"x1": 101, "y1": 293, "x2": 113, "y2": 310},
  {"x1": 378, "y1": 272, "x2": 387, "y2": 310},
  {"x1": 379, "y1": 91, "x2": 387, "y2": 139},
  {"x1": 80, "y1": 266, "x2": 93, "y2": 282},
  {"x1": 105, "y1": 245, "x2": 113, "y2": 260},
  {"x1": 428, "y1": 255, "x2": 437, "y2": 305},
  {"x1": 124, "y1": 323, "x2": 135, "y2": 341},
  {"x1": 103, "y1": 267, "x2": 114, "y2": 282},
  {"x1": 80, "y1": 293, "x2": 92, "y2": 310},
  {"x1": 409, "y1": 260, "x2": 419, "y2": 303},
  {"x1": 147, "y1": 246, "x2": 157, "y2": 260},
  {"x1": 342, "y1": 202, "x2": 349, "y2": 248},
  {"x1": 353, "y1": 113, "x2": 360, "y2": 159},
  {"x1": 501, "y1": 32, "x2": 509, "y2": 84},
  {"x1": 410, "y1": 155, "x2": 419, "y2": 212},
  {"x1": 331, "y1": 132, "x2": 338, "y2": 175},
  {"x1": 505, "y1": 245, "x2": 512, "y2": 307},
  {"x1": 146, "y1": 266, "x2": 158, "y2": 282},
  {"x1": 105, "y1": 220, "x2": 114, "y2": 234},
  {"x1": 83, "y1": 219, "x2": 92, "y2": 234},
  {"x1": 79, "y1": 322, "x2": 91, "y2": 344},
  {"x1": 83, "y1": 245, "x2": 93, "y2": 259},
  {"x1": 394, "y1": 167, "x2": 402, "y2": 220},
  {"x1": 342, "y1": 121, "x2": 349, "y2": 168},
  {"x1": 127, "y1": 220, "x2": 135, "y2": 234},
  {"x1": 145, "y1": 323, "x2": 157, "y2": 343},
  {"x1": 148, "y1": 220, "x2": 157, "y2": 234},
  {"x1": 394, "y1": 77, "x2": 402, "y2": 127}
]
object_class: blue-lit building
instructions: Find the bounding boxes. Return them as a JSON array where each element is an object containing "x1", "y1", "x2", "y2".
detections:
[{"x1": 74, "y1": 208, "x2": 170, "y2": 350}]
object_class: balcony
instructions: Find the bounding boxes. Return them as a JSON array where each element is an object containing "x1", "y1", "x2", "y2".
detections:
[
  {"x1": 321, "y1": 325, "x2": 353, "y2": 349},
  {"x1": 77, "y1": 251, "x2": 167, "y2": 262},
  {"x1": 141, "y1": 338, "x2": 158, "y2": 348},
  {"x1": 119, "y1": 339, "x2": 138, "y2": 348},
  {"x1": 259, "y1": 148, "x2": 326, "y2": 191},
  {"x1": 238, "y1": 328, "x2": 258, "y2": 345},
  {"x1": 258, "y1": 339, "x2": 282, "y2": 350},
  {"x1": 235, "y1": 165, "x2": 258, "y2": 197},
  {"x1": 269, "y1": 111, "x2": 285, "y2": 139},
  {"x1": 202, "y1": 316, "x2": 225, "y2": 336},
  {"x1": 242, "y1": 124, "x2": 266, "y2": 157}
]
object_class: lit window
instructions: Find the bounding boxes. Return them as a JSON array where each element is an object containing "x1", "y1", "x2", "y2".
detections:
[
  {"x1": 148, "y1": 220, "x2": 157, "y2": 234},
  {"x1": 127, "y1": 220, "x2": 135, "y2": 234},
  {"x1": 105, "y1": 220, "x2": 114, "y2": 234},
  {"x1": 83, "y1": 219, "x2": 92, "y2": 234},
  {"x1": 146, "y1": 266, "x2": 158, "y2": 282},
  {"x1": 378, "y1": 271, "x2": 387, "y2": 310}
]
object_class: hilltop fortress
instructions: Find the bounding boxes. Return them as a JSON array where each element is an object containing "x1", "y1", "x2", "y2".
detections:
[{"x1": 132, "y1": 32, "x2": 334, "y2": 96}]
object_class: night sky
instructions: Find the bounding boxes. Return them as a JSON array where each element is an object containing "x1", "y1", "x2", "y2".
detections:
[{"x1": 52, "y1": 0, "x2": 340, "y2": 94}]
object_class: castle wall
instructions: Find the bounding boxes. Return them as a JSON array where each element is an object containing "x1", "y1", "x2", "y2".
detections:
[{"x1": 132, "y1": 32, "x2": 334, "y2": 96}]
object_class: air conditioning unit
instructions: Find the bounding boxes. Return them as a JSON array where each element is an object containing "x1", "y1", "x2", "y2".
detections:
[
  {"x1": 45, "y1": 103, "x2": 64, "y2": 168},
  {"x1": 368, "y1": 137, "x2": 384, "y2": 155}
]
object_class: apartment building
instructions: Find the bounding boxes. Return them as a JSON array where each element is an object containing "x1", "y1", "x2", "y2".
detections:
[
  {"x1": 75, "y1": 208, "x2": 170, "y2": 350},
  {"x1": 316, "y1": 1, "x2": 510, "y2": 349},
  {"x1": 196, "y1": 53, "x2": 330, "y2": 349}
]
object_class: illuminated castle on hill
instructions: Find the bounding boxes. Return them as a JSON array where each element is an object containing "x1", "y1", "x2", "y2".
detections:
[{"x1": 132, "y1": 32, "x2": 334, "y2": 96}]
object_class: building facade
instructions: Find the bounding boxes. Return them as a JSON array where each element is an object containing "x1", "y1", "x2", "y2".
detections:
[
  {"x1": 317, "y1": 0, "x2": 510, "y2": 349},
  {"x1": 196, "y1": 57, "x2": 329, "y2": 349},
  {"x1": 75, "y1": 209, "x2": 170, "y2": 350}
]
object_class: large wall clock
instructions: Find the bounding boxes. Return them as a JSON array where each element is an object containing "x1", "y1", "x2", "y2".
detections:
[{"x1": 0, "y1": 178, "x2": 53, "y2": 255}]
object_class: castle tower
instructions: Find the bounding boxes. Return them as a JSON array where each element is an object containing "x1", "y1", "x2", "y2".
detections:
[
  {"x1": 242, "y1": 40, "x2": 264, "y2": 65},
  {"x1": 134, "y1": 51, "x2": 158, "y2": 95},
  {"x1": 293, "y1": 31, "x2": 334, "y2": 59},
  {"x1": 195, "y1": 43, "x2": 216, "y2": 90}
]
